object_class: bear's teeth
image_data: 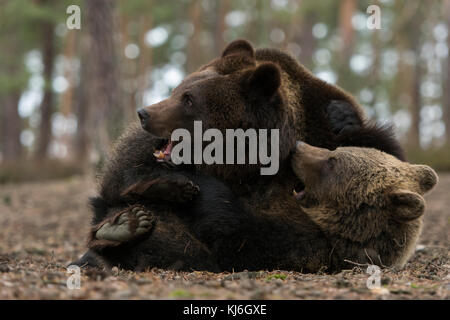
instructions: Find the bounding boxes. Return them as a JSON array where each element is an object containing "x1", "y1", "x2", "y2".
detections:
[{"x1": 153, "y1": 150, "x2": 165, "y2": 159}]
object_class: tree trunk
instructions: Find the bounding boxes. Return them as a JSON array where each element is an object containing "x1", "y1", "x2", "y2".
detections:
[
  {"x1": 213, "y1": 0, "x2": 230, "y2": 56},
  {"x1": 136, "y1": 16, "x2": 153, "y2": 108},
  {"x1": 338, "y1": 0, "x2": 356, "y2": 62},
  {"x1": 36, "y1": 20, "x2": 55, "y2": 159},
  {"x1": 444, "y1": 1, "x2": 450, "y2": 145},
  {"x1": 60, "y1": 29, "x2": 77, "y2": 116},
  {"x1": 186, "y1": 0, "x2": 203, "y2": 73},
  {"x1": 1, "y1": 92, "x2": 22, "y2": 162},
  {"x1": 409, "y1": 59, "x2": 422, "y2": 148},
  {"x1": 407, "y1": 28, "x2": 422, "y2": 148},
  {"x1": 295, "y1": 14, "x2": 316, "y2": 68},
  {"x1": 86, "y1": 0, "x2": 122, "y2": 160},
  {"x1": 74, "y1": 32, "x2": 89, "y2": 163}
]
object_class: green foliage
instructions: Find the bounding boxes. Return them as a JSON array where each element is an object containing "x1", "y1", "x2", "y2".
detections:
[
  {"x1": 3, "y1": 194, "x2": 12, "y2": 206},
  {"x1": 169, "y1": 289, "x2": 194, "y2": 298},
  {"x1": 0, "y1": 0, "x2": 72, "y2": 94},
  {"x1": 266, "y1": 274, "x2": 287, "y2": 281}
]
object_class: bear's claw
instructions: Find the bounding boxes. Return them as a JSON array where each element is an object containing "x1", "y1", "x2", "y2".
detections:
[
  {"x1": 152, "y1": 176, "x2": 200, "y2": 202},
  {"x1": 177, "y1": 179, "x2": 200, "y2": 202}
]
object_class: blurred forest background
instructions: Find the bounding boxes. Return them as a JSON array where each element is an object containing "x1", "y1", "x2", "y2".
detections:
[{"x1": 1, "y1": 0, "x2": 450, "y2": 183}]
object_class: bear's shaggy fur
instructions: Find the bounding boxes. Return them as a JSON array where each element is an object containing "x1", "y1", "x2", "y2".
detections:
[
  {"x1": 290, "y1": 142, "x2": 438, "y2": 269},
  {"x1": 74, "y1": 40, "x2": 409, "y2": 271},
  {"x1": 136, "y1": 39, "x2": 404, "y2": 192},
  {"x1": 80, "y1": 141, "x2": 437, "y2": 272}
]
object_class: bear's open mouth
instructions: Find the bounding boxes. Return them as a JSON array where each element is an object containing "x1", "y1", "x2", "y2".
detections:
[
  {"x1": 154, "y1": 139, "x2": 173, "y2": 163},
  {"x1": 293, "y1": 180, "x2": 306, "y2": 200}
]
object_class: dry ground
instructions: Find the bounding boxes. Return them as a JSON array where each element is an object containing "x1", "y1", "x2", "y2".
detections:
[{"x1": 0, "y1": 173, "x2": 448, "y2": 300}]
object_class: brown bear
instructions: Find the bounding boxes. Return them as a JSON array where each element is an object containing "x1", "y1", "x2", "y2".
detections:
[
  {"x1": 72, "y1": 39, "x2": 406, "y2": 270},
  {"x1": 290, "y1": 142, "x2": 438, "y2": 269},
  {"x1": 80, "y1": 141, "x2": 437, "y2": 272},
  {"x1": 136, "y1": 39, "x2": 404, "y2": 190}
]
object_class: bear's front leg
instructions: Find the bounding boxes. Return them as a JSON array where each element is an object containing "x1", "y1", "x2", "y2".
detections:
[
  {"x1": 325, "y1": 100, "x2": 362, "y2": 135},
  {"x1": 121, "y1": 173, "x2": 200, "y2": 203},
  {"x1": 88, "y1": 205, "x2": 156, "y2": 251}
]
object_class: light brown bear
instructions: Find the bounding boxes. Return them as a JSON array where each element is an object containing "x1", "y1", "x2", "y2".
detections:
[{"x1": 291, "y1": 141, "x2": 438, "y2": 269}]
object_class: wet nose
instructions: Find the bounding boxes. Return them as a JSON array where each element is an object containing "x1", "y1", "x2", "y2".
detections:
[{"x1": 137, "y1": 108, "x2": 150, "y2": 124}]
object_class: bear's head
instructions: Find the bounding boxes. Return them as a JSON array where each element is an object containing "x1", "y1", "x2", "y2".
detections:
[
  {"x1": 137, "y1": 40, "x2": 295, "y2": 179},
  {"x1": 291, "y1": 141, "x2": 438, "y2": 245}
]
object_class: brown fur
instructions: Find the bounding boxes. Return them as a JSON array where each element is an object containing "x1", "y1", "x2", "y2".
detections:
[
  {"x1": 291, "y1": 142, "x2": 438, "y2": 268},
  {"x1": 77, "y1": 40, "x2": 412, "y2": 272},
  {"x1": 138, "y1": 39, "x2": 404, "y2": 191}
]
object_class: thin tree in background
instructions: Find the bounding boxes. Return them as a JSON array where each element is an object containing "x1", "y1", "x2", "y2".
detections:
[
  {"x1": 409, "y1": 40, "x2": 422, "y2": 148},
  {"x1": 0, "y1": 1, "x2": 28, "y2": 162},
  {"x1": 60, "y1": 29, "x2": 77, "y2": 116},
  {"x1": 213, "y1": 0, "x2": 230, "y2": 56},
  {"x1": 294, "y1": 13, "x2": 316, "y2": 69},
  {"x1": 74, "y1": 31, "x2": 89, "y2": 163},
  {"x1": 86, "y1": 0, "x2": 123, "y2": 160},
  {"x1": 338, "y1": 0, "x2": 356, "y2": 62},
  {"x1": 1, "y1": 92, "x2": 22, "y2": 162},
  {"x1": 136, "y1": 15, "x2": 152, "y2": 109},
  {"x1": 444, "y1": 1, "x2": 450, "y2": 145},
  {"x1": 0, "y1": 41, "x2": 22, "y2": 163},
  {"x1": 407, "y1": 5, "x2": 427, "y2": 149},
  {"x1": 35, "y1": 0, "x2": 56, "y2": 159},
  {"x1": 186, "y1": 0, "x2": 203, "y2": 73},
  {"x1": 0, "y1": 36, "x2": 23, "y2": 162}
]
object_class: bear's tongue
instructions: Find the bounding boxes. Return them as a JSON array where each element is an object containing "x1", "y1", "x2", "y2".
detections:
[
  {"x1": 153, "y1": 141, "x2": 173, "y2": 162},
  {"x1": 293, "y1": 189, "x2": 305, "y2": 200}
]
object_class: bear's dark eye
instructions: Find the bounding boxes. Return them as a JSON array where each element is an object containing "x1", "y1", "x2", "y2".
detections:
[{"x1": 182, "y1": 93, "x2": 193, "y2": 108}]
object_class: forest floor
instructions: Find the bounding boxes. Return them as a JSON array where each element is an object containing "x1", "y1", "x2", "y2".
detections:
[{"x1": 0, "y1": 173, "x2": 448, "y2": 300}]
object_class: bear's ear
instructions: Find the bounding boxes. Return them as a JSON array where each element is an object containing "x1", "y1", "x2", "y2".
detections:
[
  {"x1": 388, "y1": 189, "x2": 425, "y2": 222},
  {"x1": 412, "y1": 164, "x2": 438, "y2": 193},
  {"x1": 244, "y1": 62, "x2": 281, "y2": 98},
  {"x1": 222, "y1": 39, "x2": 255, "y2": 59}
]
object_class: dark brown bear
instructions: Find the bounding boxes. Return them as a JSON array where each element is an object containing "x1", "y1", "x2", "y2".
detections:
[
  {"x1": 73, "y1": 40, "x2": 406, "y2": 271},
  {"x1": 136, "y1": 39, "x2": 404, "y2": 189}
]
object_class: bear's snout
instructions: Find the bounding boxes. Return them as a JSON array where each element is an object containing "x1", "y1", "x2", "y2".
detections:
[{"x1": 137, "y1": 108, "x2": 150, "y2": 128}]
